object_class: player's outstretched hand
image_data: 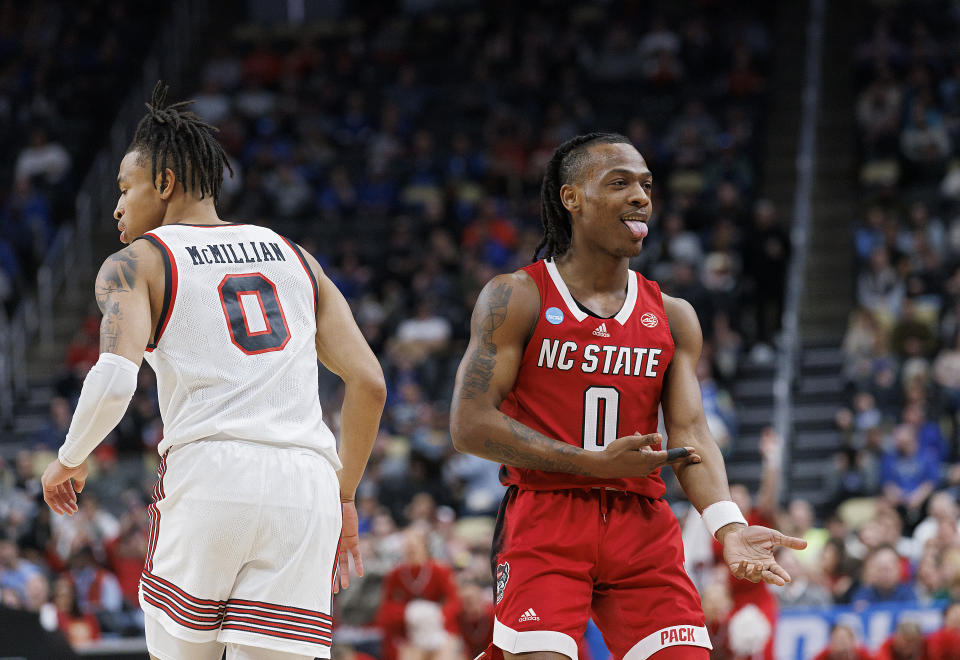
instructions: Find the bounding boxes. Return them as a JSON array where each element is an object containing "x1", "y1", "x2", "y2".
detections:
[
  {"x1": 722, "y1": 525, "x2": 807, "y2": 586},
  {"x1": 335, "y1": 499, "x2": 365, "y2": 593},
  {"x1": 590, "y1": 432, "x2": 701, "y2": 479},
  {"x1": 41, "y1": 458, "x2": 88, "y2": 516}
]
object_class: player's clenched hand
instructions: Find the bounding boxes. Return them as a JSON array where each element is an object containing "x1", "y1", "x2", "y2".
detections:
[
  {"x1": 41, "y1": 458, "x2": 88, "y2": 516},
  {"x1": 722, "y1": 525, "x2": 807, "y2": 586},
  {"x1": 589, "y1": 432, "x2": 701, "y2": 479},
  {"x1": 335, "y1": 499, "x2": 364, "y2": 593}
]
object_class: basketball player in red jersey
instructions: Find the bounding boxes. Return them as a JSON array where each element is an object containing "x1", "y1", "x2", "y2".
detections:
[{"x1": 450, "y1": 133, "x2": 806, "y2": 660}]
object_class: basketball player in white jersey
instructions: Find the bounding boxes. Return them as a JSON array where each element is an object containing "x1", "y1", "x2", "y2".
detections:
[{"x1": 39, "y1": 82, "x2": 387, "y2": 660}]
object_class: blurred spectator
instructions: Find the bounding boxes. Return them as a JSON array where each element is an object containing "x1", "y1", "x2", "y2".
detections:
[
  {"x1": 811, "y1": 624, "x2": 873, "y2": 660},
  {"x1": 454, "y1": 580, "x2": 493, "y2": 659},
  {"x1": 850, "y1": 545, "x2": 917, "y2": 607},
  {"x1": 53, "y1": 574, "x2": 100, "y2": 646},
  {"x1": 14, "y1": 128, "x2": 71, "y2": 187},
  {"x1": 927, "y1": 601, "x2": 960, "y2": 660},
  {"x1": 375, "y1": 528, "x2": 461, "y2": 660},
  {"x1": 874, "y1": 619, "x2": 927, "y2": 660},
  {"x1": 774, "y1": 549, "x2": 832, "y2": 608},
  {"x1": 881, "y1": 424, "x2": 940, "y2": 527}
]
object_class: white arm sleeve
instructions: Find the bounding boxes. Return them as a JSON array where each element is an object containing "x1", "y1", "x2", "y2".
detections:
[{"x1": 57, "y1": 352, "x2": 139, "y2": 468}]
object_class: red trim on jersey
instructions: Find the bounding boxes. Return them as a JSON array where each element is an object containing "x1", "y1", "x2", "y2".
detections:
[
  {"x1": 223, "y1": 606, "x2": 332, "y2": 629},
  {"x1": 226, "y1": 597, "x2": 333, "y2": 622},
  {"x1": 141, "y1": 232, "x2": 179, "y2": 353},
  {"x1": 174, "y1": 223, "x2": 245, "y2": 227},
  {"x1": 236, "y1": 290, "x2": 272, "y2": 336},
  {"x1": 217, "y1": 273, "x2": 291, "y2": 355},
  {"x1": 144, "y1": 453, "x2": 167, "y2": 572},
  {"x1": 141, "y1": 584, "x2": 224, "y2": 623},
  {"x1": 279, "y1": 236, "x2": 319, "y2": 315},
  {"x1": 221, "y1": 613, "x2": 332, "y2": 637},
  {"x1": 143, "y1": 569, "x2": 225, "y2": 608},
  {"x1": 331, "y1": 530, "x2": 342, "y2": 611},
  {"x1": 142, "y1": 592, "x2": 223, "y2": 630},
  {"x1": 220, "y1": 623, "x2": 332, "y2": 646}
]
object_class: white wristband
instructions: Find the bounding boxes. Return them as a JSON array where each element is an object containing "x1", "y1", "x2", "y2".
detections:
[
  {"x1": 702, "y1": 500, "x2": 748, "y2": 539},
  {"x1": 58, "y1": 352, "x2": 139, "y2": 467}
]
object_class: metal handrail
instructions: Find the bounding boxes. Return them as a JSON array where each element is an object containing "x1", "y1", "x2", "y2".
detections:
[{"x1": 773, "y1": 0, "x2": 825, "y2": 499}]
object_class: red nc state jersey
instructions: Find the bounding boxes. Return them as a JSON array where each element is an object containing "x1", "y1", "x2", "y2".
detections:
[{"x1": 499, "y1": 259, "x2": 675, "y2": 498}]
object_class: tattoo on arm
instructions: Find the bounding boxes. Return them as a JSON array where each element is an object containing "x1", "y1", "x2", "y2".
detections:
[
  {"x1": 478, "y1": 417, "x2": 590, "y2": 476},
  {"x1": 95, "y1": 250, "x2": 138, "y2": 353},
  {"x1": 459, "y1": 283, "x2": 512, "y2": 399}
]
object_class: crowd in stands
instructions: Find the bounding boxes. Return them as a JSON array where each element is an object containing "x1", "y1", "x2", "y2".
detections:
[
  {"x1": 0, "y1": 0, "x2": 160, "y2": 315},
  {"x1": 14, "y1": 0, "x2": 943, "y2": 658},
  {"x1": 754, "y1": 0, "x2": 960, "y2": 657}
]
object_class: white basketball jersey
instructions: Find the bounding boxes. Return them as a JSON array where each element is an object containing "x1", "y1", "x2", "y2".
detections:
[{"x1": 138, "y1": 222, "x2": 341, "y2": 470}]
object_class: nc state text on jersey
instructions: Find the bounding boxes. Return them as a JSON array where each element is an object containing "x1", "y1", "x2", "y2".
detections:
[
  {"x1": 183, "y1": 242, "x2": 287, "y2": 266},
  {"x1": 536, "y1": 338, "x2": 663, "y2": 377}
]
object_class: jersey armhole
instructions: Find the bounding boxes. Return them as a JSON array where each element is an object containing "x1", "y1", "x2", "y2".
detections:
[
  {"x1": 134, "y1": 233, "x2": 178, "y2": 351},
  {"x1": 279, "y1": 236, "x2": 320, "y2": 315}
]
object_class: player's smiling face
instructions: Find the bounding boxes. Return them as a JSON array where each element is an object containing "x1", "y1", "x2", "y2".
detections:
[
  {"x1": 564, "y1": 142, "x2": 653, "y2": 258},
  {"x1": 114, "y1": 150, "x2": 167, "y2": 244}
]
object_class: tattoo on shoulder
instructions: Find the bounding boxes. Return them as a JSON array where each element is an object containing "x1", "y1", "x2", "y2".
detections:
[
  {"x1": 460, "y1": 283, "x2": 512, "y2": 399},
  {"x1": 95, "y1": 250, "x2": 138, "y2": 353}
]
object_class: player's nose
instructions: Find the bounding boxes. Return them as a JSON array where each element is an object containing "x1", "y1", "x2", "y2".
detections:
[
  {"x1": 627, "y1": 183, "x2": 650, "y2": 206},
  {"x1": 113, "y1": 202, "x2": 123, "y2": 221}
]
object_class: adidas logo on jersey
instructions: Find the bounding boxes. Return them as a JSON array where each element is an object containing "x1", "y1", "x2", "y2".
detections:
[
  {"x1": 592, "y1": 322, "x2": 610, "y2": 338},
  {"x1": 519, "y1": 608, "x2": 540, "y2": 623}
]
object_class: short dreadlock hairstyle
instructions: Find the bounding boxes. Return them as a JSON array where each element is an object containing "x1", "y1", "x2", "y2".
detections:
[
  {"x1": 127, "y1": 81, "x2": 233, "y2": 202},
  {"x1": 533, "y1": 132, "x2": 634, "y2": 261}
]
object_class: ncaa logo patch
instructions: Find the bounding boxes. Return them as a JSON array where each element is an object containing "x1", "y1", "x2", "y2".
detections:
[
  {"x1": 641, "y1": 313, "x2": 659, "y2": 328},
  {"x1": 545, "y1": 307, "x2": 564, "y2": 325},
  {"x1": 496, "y1": 562, "x2": 510, "y2": 604}
]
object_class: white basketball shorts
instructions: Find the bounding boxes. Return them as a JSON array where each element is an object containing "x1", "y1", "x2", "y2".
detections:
[{"x1": 139, "y1": 439, "x2": 342, "y2": 658}]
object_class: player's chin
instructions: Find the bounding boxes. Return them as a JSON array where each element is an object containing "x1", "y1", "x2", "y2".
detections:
[{"x1": 618, "y1": 240, "x2": 644, "y2": 258}]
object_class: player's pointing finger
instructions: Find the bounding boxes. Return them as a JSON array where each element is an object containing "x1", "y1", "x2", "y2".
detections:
[{"x1": 775, "y1": 533, "x2": 807, "y2": 550}]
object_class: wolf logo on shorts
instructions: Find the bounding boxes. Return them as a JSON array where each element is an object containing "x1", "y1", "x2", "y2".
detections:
[{"x1": 496, "y1": 562, "x2": 510, "y2": 604}]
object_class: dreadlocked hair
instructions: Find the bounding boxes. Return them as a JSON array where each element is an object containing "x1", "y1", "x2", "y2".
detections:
[
  {"x1": 128, "y1": 81, "x2": 233, "y2": 202},
  {"x1": 533, "y1": 132, "x2": 633, "y2": 261}
]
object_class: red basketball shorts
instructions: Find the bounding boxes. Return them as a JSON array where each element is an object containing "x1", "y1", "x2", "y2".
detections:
[{"x1": 490, "y1": 487, "x2": 710, "y2": 660}]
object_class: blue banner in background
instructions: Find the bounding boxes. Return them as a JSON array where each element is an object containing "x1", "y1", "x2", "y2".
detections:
[
  {"x1": 584, "y1": 602, "x2": 947, "y2": 660},
  {"x1": 777, "y1": 602, "x2": 945, "y2": 659}
]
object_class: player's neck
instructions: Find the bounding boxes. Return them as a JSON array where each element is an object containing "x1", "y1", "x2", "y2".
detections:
[
  {"x1": 554, "y1": 246, "x2": 629, "y2": 295},
  {"x1": 160, "y1": 196, "x2": 224, "y2": 227}
]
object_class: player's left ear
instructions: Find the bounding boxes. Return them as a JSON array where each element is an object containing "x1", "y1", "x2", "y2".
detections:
[
  {"x1": 156, "y1": 168, "x2": 177, "y2": 200},
  {"x1": 560, "y1": 183, "x2": 580, "y2": 213}
]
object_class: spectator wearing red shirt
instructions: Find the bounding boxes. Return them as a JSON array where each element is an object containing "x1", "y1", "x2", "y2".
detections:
[
  {"x1": 52, "y1": 574, "x2": 100, "y2": 646},
  {"x1": 456, "y1": 580, "x2": 494, "y2": 658},
  {"x1": 875, "y1": 620, "x2": 928, "y2": 660},
  {"x1": 927, "y1": 601, "x2": 960, "y2": 660},
  {"x1": 376, "y1": 528, "x2": 462, "y2": 660},
  {"x1": 812, "y1": 624, "x2": 873, "y2": 660}
]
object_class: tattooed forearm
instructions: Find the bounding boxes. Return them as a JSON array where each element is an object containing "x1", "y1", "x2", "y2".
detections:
[
  {"x1": 476, "y1": 417, "x2": 591, "y2": 476},
  {"x1": 460, "y1": 283, "x2": 512, "y2": 399},
  {"x1": 94, "y1": 249, "x2": 138, "y2": 352},
  {"x1": 95, "y1": 250, "x2": 138, "y2": 313}
]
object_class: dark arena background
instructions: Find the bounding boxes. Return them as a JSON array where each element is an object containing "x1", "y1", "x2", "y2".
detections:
[{"x1": 2, "y1": 0, "x2": 960, "y2": 658}]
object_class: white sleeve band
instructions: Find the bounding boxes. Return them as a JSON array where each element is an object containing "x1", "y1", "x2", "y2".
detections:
[
  {"x1": 702, "y1": 500, "x2": 748, "y2": 539},
  {"x1": 57, "y1": 353, "x2": 139, "y2": 468}
]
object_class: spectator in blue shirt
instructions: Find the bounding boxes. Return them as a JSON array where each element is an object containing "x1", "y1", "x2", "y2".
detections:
[
  {"x1": 881, "y1": 423, "x2": 941, "y2": 526},
  {"x1": 850, "y1": 545, "x2": 916, "y2": 607}
]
